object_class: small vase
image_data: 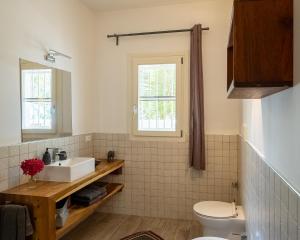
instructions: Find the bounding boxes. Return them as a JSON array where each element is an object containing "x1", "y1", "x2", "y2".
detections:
[
  {"x1": 30, "y1": 175, "x2": 37, "y2": 182},
  {"x1": 28, "y1": 175, "x2": 37, "y2": 188}
]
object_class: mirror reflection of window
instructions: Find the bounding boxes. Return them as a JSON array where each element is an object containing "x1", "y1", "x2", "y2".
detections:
[
  {"x1": 20, "y1": 59, "x2": 72, "y2": 142},
  {"x1": 22, "y1": 69, "x2": 56, "y2": 132}
]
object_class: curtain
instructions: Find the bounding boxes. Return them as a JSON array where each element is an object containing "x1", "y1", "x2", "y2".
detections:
[{"x1": 189, "y1": 24, "x2": 206, "y2": 170}]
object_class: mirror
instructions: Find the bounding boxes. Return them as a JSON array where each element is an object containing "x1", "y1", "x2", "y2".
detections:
[{"x1": 20, "y1": 59, "x2": 72, "y2": 142}]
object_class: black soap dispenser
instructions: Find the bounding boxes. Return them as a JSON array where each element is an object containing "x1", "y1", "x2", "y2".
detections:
[
  {"x1": 43, "y1": 148, "x2": 51, "y2": 165},
  {"x1": 107, "y1": 151, "x2": 115, "y2": 162}
]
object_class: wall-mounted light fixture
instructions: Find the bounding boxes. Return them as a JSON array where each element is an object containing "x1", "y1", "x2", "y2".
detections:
[{"x1": 45, "y1": 49, "x2": 72, "y2": 63}]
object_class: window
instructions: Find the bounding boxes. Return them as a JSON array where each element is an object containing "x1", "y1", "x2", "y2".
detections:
[
  {"x1": 131, "y1": 55, "x2": 184, "y2": 138},
  {"x1": 21, "y1": 68, "x2": 56, "y2": 132}
]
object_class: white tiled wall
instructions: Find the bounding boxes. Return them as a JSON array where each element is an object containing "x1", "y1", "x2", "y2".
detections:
[
  {"x1": 0, "y1": 134, "x2": 93, "y2": 191},
  {"x1": 3, "y1": 132, "x2": 299, "y2": 236},
  {"x1": 0, "y1": 133, "x2": 239, "y2": 221},
  {"x1": 239, "y1": 137, "x2": 300, "y2": 240},
  {"x1": 95, "y1": 133, "x2": 239, "y2": 220}
]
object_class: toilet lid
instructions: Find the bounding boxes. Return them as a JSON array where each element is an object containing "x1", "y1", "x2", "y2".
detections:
[
  {"x1": 193, "y1": 201, "x2": 237, "y2": 219},
  {"x1": 193, "y1": 237, "x2": 227, "y2": 240}
]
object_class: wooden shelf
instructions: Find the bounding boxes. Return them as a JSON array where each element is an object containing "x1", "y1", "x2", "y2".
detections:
[
  {"x1": 56, "y1": 183, "x2": 124, "y2": 239},
  {"x1": 1, "y1": 160, "x2": 124, "y2": 202},
  {"x1": 227, "y1": 81, "x2": 291, "y2": 99},
  {"x1": 0, "y1": 160, "x2": 125, "y2": 240}
]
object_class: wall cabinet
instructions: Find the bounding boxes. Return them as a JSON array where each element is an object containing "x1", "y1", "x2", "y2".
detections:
[{"x1": 227, "y1": 0, "x2": 293, "y2": 99}]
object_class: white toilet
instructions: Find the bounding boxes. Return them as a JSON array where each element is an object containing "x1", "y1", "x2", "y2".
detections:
[{"x1": 193, "y1": 201, "x2": 245, "y2": 240}]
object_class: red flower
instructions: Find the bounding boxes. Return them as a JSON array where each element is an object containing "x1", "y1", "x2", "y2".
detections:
[{"x1": 20, "y1": 159, "x2": 44, "y2": 177}]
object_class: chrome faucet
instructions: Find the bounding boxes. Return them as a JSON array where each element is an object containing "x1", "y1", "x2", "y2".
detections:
[
  {"x1": 56, "y1": 151, "x2": 67, "y2": 161},
  {"x1": 52, "y1": 148, "x2": 60, "y2": 161},
  {"x1": 45, "y1": 148, "x2": 67, "y2": 162}
]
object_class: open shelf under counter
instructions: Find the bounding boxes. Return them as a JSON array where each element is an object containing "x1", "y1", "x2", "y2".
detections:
[
  {"x1": 0, "y1": 159, "x2": 124, "y2": 240},
  {"x1": 56, "y1": 183, "x2": 124, "y2": 239}
]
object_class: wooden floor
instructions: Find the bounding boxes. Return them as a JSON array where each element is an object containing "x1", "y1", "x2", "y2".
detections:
[{"x1": 61, "y1": 213, "x2": 202, "y2": 240}]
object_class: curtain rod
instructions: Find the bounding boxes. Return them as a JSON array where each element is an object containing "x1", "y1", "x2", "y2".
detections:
[{"x1": 107, "y1": 27, "x2": 209, "y2": 46}]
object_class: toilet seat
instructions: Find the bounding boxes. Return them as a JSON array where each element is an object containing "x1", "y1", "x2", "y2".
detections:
[
  {"x1": 193, "y1": 201, "x2": 237, "y2": 219},
  {"x1": 193, "y1": 237, "x2": 227, "y2": 240}
]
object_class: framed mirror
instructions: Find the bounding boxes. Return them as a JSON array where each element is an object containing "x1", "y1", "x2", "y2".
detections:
[{"x1": 20, "y1": 59, "x2": 72, "y2": 142}]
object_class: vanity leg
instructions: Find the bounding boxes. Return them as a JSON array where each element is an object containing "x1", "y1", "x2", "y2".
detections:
[{"x1": 32, "y1": 198, "x2": 56, "y2": 240}]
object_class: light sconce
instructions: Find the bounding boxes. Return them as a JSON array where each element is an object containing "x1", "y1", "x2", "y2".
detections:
[{"x1": 45, "y1": 49, "x2": 72, "y2": 63}]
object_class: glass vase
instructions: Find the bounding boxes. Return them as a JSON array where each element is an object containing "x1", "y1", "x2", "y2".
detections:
[{"x1": 28, "y1": 175, "x2": 37, "y2": 188}]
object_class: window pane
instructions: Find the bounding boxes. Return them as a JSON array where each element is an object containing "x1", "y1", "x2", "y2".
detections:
[
  {"x1": 138, "y1": 64, "x2": 177, "y2": 132},
  {"x1": 23, "y1": 101, "x2": 52, "y2": 129},
  {"x1": 22, "y1": 69, "x2": 52, "y2": 98},
  {"x1": 22, "y1": 69, "x2": 53, "y2": 130},
  {"x1": 138, "y1": 64, "x2": 176, "y2": 97}
]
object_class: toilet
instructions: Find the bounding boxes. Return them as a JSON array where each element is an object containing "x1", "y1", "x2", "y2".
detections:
[{"x1": 193, "y1": 201, "x2": 245, "y2": 240}]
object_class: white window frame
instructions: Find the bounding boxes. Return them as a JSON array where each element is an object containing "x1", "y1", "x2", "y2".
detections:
[
  {"x1": 21, "y1": 67, "x2": 57, "y2": 134},
  {"x1": 129, "y1": 54, "x2": 186, "y2": 139}
]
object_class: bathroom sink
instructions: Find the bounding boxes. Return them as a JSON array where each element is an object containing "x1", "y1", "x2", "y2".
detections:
[{"x1": 38, "y1": 157, "x2": 95, "y2": 182}]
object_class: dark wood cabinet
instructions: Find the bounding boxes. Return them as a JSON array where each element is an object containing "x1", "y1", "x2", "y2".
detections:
[{"x1": 227, "y1": 0, "x2": 293, "y2": 99}]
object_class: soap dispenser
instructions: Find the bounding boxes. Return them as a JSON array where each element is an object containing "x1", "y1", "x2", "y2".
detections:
[{"x1": 42, "y1": 148, "x2": 51, "y2": 165}]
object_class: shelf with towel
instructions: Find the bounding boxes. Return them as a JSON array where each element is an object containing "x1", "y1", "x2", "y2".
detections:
[
  {"x1": 0, "y1": 159, "x2": 124, "y2": 240},
  {"x1": 56, "y1": 183, "x2": 124, "y2": 239}
]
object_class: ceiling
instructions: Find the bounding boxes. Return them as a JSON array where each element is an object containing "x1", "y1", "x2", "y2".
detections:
[{"x1": 80, "y1": 0, "x2": 200, "y2": 12}]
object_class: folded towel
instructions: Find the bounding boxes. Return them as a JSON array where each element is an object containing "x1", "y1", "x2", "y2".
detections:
[
  {"x1": 72, "y1": 191, "x2": 107, "y2": 202},
  {"x1": 72, "y1": 192, "x2": 107, "y2": 206},
  {"x1": 0, "y1": 204, "x2": 33, "y2": 240},
  {"x1": 93, "y1": 182, "x2": 108, "y2": 188},
  {"x1": 73, "y1": 185, "x2": 107, "y2": 201}
]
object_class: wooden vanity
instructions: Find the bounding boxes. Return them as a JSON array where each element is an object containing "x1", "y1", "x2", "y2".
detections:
[{"x1": 0, "y1": 160, "x2": 124, "y2": 240}]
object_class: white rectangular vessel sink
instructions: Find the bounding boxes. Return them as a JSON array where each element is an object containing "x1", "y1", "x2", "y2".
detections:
[{"x1": 38, "y1": 157, "x2": 95, "y2": 182}]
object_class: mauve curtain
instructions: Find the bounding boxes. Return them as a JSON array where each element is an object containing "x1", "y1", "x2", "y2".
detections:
[{"x1": 189, "y1": 24, "x2": 206, "y2": 170}]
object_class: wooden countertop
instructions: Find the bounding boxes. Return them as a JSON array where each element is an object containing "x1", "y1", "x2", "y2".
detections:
[{"x1": 1, "y1": 159, "x2": 124, "y2": 202}]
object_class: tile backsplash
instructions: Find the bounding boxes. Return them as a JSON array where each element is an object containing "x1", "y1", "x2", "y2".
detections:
[
  {"x1": 0, "y1": 133, "x2": 238, "y2": 221},
  {"x1": 2, "y1": 132, "x2": 300, "y2": 238},
  {"x1": 0, "y1": 134, "x2": 93, "y2": 191},
  {"x1": 239, "y1": 137, "x2": 300, "y2": 240},
  {"x1": 95, "y1": 133, "x2": 239, "y2": 220}
]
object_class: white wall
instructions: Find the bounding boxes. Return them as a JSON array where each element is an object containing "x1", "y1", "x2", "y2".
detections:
[
  {"x1": 0, "y1": 0, "x2": 241, "y2": 146},
  {"x1": 241, "y1": 0, "x2": 300, "y2": 192},
  {"x1": 0, "y1": 0, "x2": 96, "y2": 146},
  {"x1": 94, "y1": 0, "x2": 241, "y2": 135}
]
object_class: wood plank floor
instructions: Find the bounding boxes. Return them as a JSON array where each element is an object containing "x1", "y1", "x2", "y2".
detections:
[{"x1": 61, "y1": 213, "x2": 202, "y2": 240}]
